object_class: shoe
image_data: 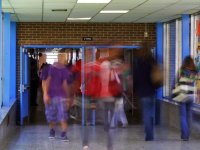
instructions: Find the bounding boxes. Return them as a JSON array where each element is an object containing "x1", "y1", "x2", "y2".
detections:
[
  {"x1": 60, "y1": 132, "x2": 69, "y2": 142},
  {"x1": 110, "y1": 126, "x2": 116, "y2": 129},
  {"x1": 145, "y1": 138, "x2": 154, "y2": 141},
  {"x1": 122, "y1": 124, "x2": 128, "y2": 128},
  {"x1": 83, "y1": 145, "x2": 89, "y2": 150},
  {"x1": 48, "y1": 129, "x2": 55, "y2": 139},
  {"x1": 181, "y1": 138, "x2": 189, "y2": 141}
]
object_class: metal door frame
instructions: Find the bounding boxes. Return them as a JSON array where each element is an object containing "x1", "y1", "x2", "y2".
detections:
[{"x1": 20, "y1": 45, "x2": 140, "y2": 126}]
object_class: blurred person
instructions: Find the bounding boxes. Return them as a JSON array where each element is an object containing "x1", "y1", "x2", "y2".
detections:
[
  {"x1": 173, "y1": 56, "x2": 197, "y2": 141},
  {"x1": 133, "y1": 42, "x2": 157, "y2": 141},
  {"x1": 82, "y1": 48, "x2": 124, "y2": 150},
  {"x1": 110, "y1": 58, "x2": 128, "y2": 128},
  {"x1": 82, "y1": 49, "x2": 102, "y2": 150},
  {"x1": 195, "y1": 47, "x2": 200, "y2": 104},
  {"x1": 38, "y1": 52, "x2": 47, "y2": 72},
  {"x1": 38, "y1": 53, "x2": 50, "y2": 105},
  {"x1": 30, "y1": 55, "x2": 39, "y2": 106},
  {"x1": 43, "y1": 52, "x2": 72, "y2": 141}
]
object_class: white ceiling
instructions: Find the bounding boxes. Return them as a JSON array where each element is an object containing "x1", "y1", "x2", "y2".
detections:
[{"x1": 2, "y1": 0, "x2": 200, "y2": 23}]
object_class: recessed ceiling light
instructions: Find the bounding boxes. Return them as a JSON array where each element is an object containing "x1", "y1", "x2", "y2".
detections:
[
  {"x1": 100, "y1": 10, "x2": 129, "y2": 13},
  {"x1": 77, "y1": 0, "x2": 111, "y2": 3},
  {"x1": 67, "y1": 18, "x2": 91, "y2": 20}
]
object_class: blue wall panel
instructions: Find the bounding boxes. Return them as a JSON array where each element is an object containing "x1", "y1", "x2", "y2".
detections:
[
  {"x1": 10, "y1": 22, "x2": 16, "y2": 101},
  {"x1": 3, "y1": 13, "x2": 11, "y2": 106},
  {"x1": 0, "y1": 0, "x2": 2, "y2": 107},
  {"x1": 182, "y1": 14, "x2": 190, "y2": 60},
  {"x1": 156, "y1": 23, "x2": 163, "y2": 99}
]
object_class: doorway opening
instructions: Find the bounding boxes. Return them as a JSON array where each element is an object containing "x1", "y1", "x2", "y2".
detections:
[{"x1": 19, "y1": 45, "x2": 140, "y2": 126}]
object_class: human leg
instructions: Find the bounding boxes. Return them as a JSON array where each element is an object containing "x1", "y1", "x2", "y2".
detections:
[{"x1": 141, "y1": 96, "x2": 155, "y2": 141}]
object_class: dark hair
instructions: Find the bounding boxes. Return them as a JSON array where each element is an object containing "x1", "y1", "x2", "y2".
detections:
[
  {"x1": 136, "y1": 41, "x2": 154, "y2": 60},
  {"x1": 39, "y1": 53, "x2": 43, "y2": 57},
  {"x1": 181, "y1": 56, "x2": 197, "y2": 71}
]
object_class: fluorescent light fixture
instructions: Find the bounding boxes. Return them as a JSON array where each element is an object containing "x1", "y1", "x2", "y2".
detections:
[
  {"x1": 100, "y1": 10, "x2": 129, "y2": 13},
  {"x1": 77, "y1": 0, "x2": 111, "y2": 3},
  {"x1": 67, "y1": 18, "x2": 91, "y2": 20}
]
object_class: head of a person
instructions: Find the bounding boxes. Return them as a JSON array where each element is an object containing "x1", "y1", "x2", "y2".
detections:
[
  {"x1": 136, "y1": 41, "x2": 153, "y2": 59},
  {"x1": 39, "y1": 53, "x2": 47, "y2": 63},
  {"x1": 182, "y1": 56, "x2": 197, "y2": 71},
  {"x1": 58, "y1": 53, "x2": 66, "y2": 65}
]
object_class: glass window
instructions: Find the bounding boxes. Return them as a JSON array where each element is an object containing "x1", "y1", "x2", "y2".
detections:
[
  {"x1": 164, "y1": 20, "x2": 181, "y2": 97},
  {"x1": 175, "y1": 19, "x2": 182, "y2": 81}
]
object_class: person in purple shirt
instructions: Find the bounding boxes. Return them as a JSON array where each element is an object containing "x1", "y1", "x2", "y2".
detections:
[{"x1": 43, "y1": 53, "x2": 71, "y2": 142}]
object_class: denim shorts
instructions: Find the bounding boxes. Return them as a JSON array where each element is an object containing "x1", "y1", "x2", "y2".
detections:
[{"x1": 45, "y1": 97, "x2": 68, "y2": 123}]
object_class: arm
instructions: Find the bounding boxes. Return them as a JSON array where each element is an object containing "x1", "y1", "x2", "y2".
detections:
[
  {"x1": 43, "y1": 76, "x2": 51, "y2": 104},
  {"x1": 63, "y1": 80, "x2": 73, "y2": 108}
]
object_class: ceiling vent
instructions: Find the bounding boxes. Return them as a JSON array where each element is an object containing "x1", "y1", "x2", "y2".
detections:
[{"x1": 52, "y1": 9, "x2": 68, "y2": 12}]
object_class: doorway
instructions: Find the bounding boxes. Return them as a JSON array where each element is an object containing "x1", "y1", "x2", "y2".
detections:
[{"x1": 19, "y1": 45, "x2": 140, "y2": 126}]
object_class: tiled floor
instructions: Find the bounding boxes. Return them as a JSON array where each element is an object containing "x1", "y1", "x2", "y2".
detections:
[{"x1": 0, "y1": 124, "x2": 200, "y2": 150}]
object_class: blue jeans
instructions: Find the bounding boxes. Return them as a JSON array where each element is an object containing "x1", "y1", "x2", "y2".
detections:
[
  {"x1": 141, "y1": 96, "x2": 155, "y2": 141},
  {"x1": 179, "y1": 101, "x2": 193, "y2": 140}
]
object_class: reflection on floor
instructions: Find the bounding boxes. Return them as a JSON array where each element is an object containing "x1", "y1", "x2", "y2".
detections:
[{"x1": 0, "y1": 124, "x2": 200, "y2": 150}]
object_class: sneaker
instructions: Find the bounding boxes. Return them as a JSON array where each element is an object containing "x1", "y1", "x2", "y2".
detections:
[
  {"x1": 48, "y1": 129, "x2": 55, "y2": 139},
  {"x1": 181, "y1": 138, "x2": 189, "y2": 141},
  {"x1": 122, "y1": 124, "x2": 128, "y2": 128},
  {"x1": 60, "y1": 132, "x2": 69, "y2": 142}
]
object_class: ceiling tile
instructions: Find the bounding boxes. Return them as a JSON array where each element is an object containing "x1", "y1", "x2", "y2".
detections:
[
  {"x1": 44, "y1": 0, "x2": 76, "y2": 2},
  {"x1": 15, "y1": 9, "x2": 42, "y2": 14},
  {"x1": 73, "y1": 3, "x2": 106, "y2": 11},
  {"x1": 44, "y1": 2, "x2": 75, "y2": 9},
  {"x1": 69, "y1": 4, "x2": 106, "y2": 18},
  {"x1": 183, "y1": 9, "x2": 200, "y2": 14},
  {"x1": 158, "y1": 4, "x2": 199, "y2": 15},
  {"x1": 2, "y1": 0, "x2": 12, "y2": 9},
  {"x1": 18, "y1": 14, "x2": 42, "y2": 22},
  {"x1": 43, "y1": 15, "x2": 66, "y2": 22},
  {"x1": 136, "y1": 14, "x2": 173, "y2": 22},
  {"x1": 3, "y1": 0, "x2": 200, "y2": 22},
  {"x1": 178, "y1": 0, "x2": 200, "y2": 4},
  {"x1": 129, "y1": 4, "x2": 170, "y2": 14},
  {"x1": 10, "y1": 0, "x2": 42, "y2": 3},
  {"x1": 146, "y1": 0, "x2": 179, "y2": 4},
  {"x1": 111, "y1": 0, "x2": 146, "y2": 4},
  {"x1": 107, "y1": 0, "x2": 146, "y2": 9},
  {"x1": 113, "y1": 13, "x2": 148, "y2": 22},
  {"x1": 2, "y1": 8, "x2": 14, "y2": 13},
  {"x1": 159, "y1": 14, "x2": 181, "y2": 22},
  {"x1": 11, "y1": 3, "x2": 42, "y2": 9},
  {"x1": 69, "y1": 10, "x2": 98, "y2": 18},
  {"x1": 104, "y1": 3, "x2": 137, "y2": 10},
  {"x1": 90, "y1": 14, "x2": 121, "y2": 22},
  {"x1": 167, "y1": 4, "x2": 199, "y2": 10}
]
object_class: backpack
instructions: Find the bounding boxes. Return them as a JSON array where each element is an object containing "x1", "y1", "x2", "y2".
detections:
[
  {"x1": 151, "y1": 64, "x2": 163, "y2": 89},
  {"x1": 108, "y1": 70, "x2": 123, "y2": 97}
]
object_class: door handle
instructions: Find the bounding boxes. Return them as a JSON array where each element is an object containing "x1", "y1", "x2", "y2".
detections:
[{"x1": 19, "y1": 84, "x2": 30, "y2": 93}]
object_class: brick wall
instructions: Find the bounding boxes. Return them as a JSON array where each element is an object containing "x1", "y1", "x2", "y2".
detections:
[
  {"x1": 16, "y1": 22, "x2": 156, "y2": 124},
  {"x1": 17, "y1": 22, "x2": 156, "y2": 45}
]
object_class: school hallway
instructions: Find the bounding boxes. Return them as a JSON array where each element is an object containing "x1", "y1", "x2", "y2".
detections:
[{"x1": 0, "y1": 124, "x2": 200, "y2": 150}]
